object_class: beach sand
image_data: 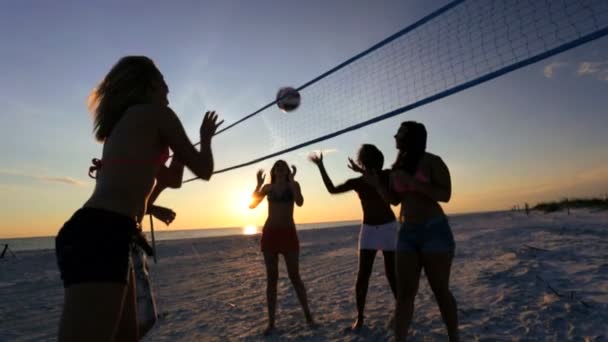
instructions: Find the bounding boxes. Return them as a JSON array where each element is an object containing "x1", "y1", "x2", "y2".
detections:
[{"x1": 1, "y1": 210, "x2": 607, "y2": 341}]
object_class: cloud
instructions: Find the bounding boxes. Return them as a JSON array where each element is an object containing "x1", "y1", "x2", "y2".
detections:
[
  {"x1": 36, "y1": 176, "x2": 86, "y2": 186},
  {"x1": 0, "y1": 168, "x2": 85, "y2": 187},
  {"x1": 299, "y1": 148, "x2": 338, "y2": 157},
  {"x1": 543, "y1": 62, "x2": 568, "y2": 78},
  {"x1": 577, "y1": 61, "x2": 608, "y2": 81},
  {"x1": 543, "y1": 60, "x2": 608, "y2": 81}
]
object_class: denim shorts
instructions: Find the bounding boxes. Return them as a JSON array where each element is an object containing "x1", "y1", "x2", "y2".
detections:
[
  {"x1": 396, "y1": 217, "x2": 455, "y2": 255},
  {"x1": 55, "y1": 207, "x2": 137, "y2": 288}
]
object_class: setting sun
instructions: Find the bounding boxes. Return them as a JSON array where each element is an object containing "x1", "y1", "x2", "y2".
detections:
[
  {"x1": 236, "y1": 190, "x2": 254, "y2": 213},
  {"x1": 242, "y1": 225, "x2": 258, "y2": 235}
]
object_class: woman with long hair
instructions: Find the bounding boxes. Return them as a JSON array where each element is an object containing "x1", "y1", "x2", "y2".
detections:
[
  {"x1": 55, "y1": 56, "x2": 222, "y2": 341},
  {"x1": 309, "y1": 145, "x2": 397, "y2": 332},
  {"x1": 373, "y1": 121, "x2": 459, "y2": 341},
  {"x1": 249, "y1": 160, "x2": 314, "y2": 335}
]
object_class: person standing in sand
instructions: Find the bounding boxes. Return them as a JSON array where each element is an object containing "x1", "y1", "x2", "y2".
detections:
[
  {"x1": 369, "y1": 121, "x2": 459, "y2": 341},
  {"x1": 55, "y1": 56, "x2": 222, "y2": 342},
  {"x1": 249, "y1": 160, "x2": 314, "y2": 335},
  {"x1": 309, "y1": 145, "x2": 397, "y2": 332}
]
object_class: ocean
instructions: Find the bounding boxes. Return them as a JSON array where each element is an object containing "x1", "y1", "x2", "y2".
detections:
[{"x1": 0, "y1": 220, "x2": 360, "y2": 252}]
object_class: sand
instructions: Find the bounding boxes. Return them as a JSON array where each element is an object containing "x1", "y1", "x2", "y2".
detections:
[{"x1": 1, "y1": 209, "x2": 607, "y2": 341}]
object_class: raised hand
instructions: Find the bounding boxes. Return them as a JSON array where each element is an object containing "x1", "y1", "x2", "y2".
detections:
[
  {"x1": 308, "y1": 152, "x2": 323, "y2": 166},
  {"x1": 347, "y1": 157, "x2": 365, "y2": 173},
  {"x1": 200, "y1": 111, "x2": 224, "y2": 142},
  {"x1": 289, "y1": 165, "x2": 297, "y2": 182},
  {"x1": 256, "y1": 169, "x2": 266, "y2": 186}
]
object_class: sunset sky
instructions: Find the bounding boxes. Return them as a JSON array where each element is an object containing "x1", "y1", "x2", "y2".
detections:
[{"x1": 1, "y1": 0, "x2": 607, "y2": 238}]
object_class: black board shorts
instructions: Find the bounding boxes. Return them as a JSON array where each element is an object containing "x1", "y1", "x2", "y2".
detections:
[{"x1": 55, "y1": 207, "x2": 137, "y2": 288}]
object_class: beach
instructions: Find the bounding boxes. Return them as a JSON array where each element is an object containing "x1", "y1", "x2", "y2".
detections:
[{"x1": 1, "y1": 210, "x2": 607, "y2": 341}]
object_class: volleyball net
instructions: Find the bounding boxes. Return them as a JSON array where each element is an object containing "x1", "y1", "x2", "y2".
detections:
[{"x1": 185, "y1": 0, "x2": 608, "y2": 182}]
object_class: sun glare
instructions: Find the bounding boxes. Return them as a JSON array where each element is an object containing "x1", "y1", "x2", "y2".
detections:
[
  {"x1": 237, "y1": 190, "x2": 254, "y2": 211},
  {"x1": 243, "y1": 225, "x2": 258, "y2": 235}
]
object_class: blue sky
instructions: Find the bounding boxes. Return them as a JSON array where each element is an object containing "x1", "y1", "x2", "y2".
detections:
[{"x1": 1, "y1": 0, "x2": 607, "y2": 238}]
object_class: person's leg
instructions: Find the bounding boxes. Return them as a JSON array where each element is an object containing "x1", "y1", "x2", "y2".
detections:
[
  {"x1": 263, "y1": 252, "x2": 279, "y2": 335},
  {"x1": 394, "y1": 251, "x2": 422, "y2": 342},
  {"x1": 283, "y1": 251, "x2": 314, "y2": 326},
  {"x1": 382, "y1": 250, "x2": 397, "y2": 299},
  {"x1": 421, "y1": 253, "x2": 459, "y2": 341},
  {"x1": 352, "y1": 249, "x2": 376, "y2": 330},
  {"x1": 58, "y1": 283, "x2": 127, "y2": 342},
  {"x1": 114, "y1": 267, "x2": 138, "y2": 341}
]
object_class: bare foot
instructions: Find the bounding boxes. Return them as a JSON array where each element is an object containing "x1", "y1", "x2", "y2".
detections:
[
  {"x1": 263, "y1": 324, "x2": 276, "y2": 336},
  {"x1": 306, "y1": 315, "x2": 317, "y2": 329},
  {"x1": 351, "y1": 317, "x2": 363, "y2": 332}
]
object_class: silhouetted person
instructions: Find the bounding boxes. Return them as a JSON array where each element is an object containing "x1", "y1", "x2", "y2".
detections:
[
  {"x1": 55, "y1": 56, "x2": 222, "y2": 342},
  {"x1": 369, "y1": 121, "x2": 459, "y2": 341},
  {"x1": 309, "y1": 146, "x2": 397, "y2": 331},
  {"x1": 249, "y1": 161, "x2": 314, "y2": 335},
  {"x1": 0, "y1": 243, "x2": 15, "y2": 259}
]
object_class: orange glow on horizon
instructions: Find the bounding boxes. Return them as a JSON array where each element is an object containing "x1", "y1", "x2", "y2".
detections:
[{"x1": 242, "y1": 225, "x2": 258, "y2": 235}]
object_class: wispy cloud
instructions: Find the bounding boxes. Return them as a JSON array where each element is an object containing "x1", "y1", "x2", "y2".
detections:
[
  {"x1": 299, "y1": 148, "x2": 338, "y2": 158},
  {"x1": 36, "y1": 176, "x2": 85, "y2": 186},
  {"x1": 577, "y1": 61, "x2": 608, "y2": 81},
  {"x1": 543, "y1": 62, "x2": 568, "y2": 78},
  {"x1": 0, "y1": 168, "x2": 86, "y2": 187}
]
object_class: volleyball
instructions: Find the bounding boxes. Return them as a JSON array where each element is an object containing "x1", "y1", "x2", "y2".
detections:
[{"x1": 276, "y1": 87, "x2": 301, "y2": 112}]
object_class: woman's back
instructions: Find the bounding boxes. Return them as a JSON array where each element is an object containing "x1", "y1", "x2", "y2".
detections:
[
  {"x1": 85, "y1": 105, "x2": 166, "y2": 219},
  {"x1": 351, "y1": 171, "x2": 395, "y2": 225}
]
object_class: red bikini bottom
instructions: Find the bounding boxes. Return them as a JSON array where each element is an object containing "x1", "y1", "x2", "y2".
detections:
[{"x1": 260, "y1": 227, "x2": 300, "y2": 254}]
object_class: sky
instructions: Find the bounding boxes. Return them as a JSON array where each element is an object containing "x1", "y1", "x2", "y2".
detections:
[{"x1": 1, "y1": 0, "x2": 607, "y2": 238}]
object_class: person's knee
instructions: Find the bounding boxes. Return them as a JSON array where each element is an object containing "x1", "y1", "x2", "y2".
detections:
[
  {"x1": 430, "y1": 284, "x2": 452, "y2": 301},
  {"x1": 287, "y1": 270, "x2": 301, "y2": 283},
  {"x1": 266, "y1": 271, "x2": 278, "y2": 285}
]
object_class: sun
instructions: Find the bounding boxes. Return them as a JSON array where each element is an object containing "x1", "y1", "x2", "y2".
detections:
[
  {"x1": 242, "y1": 225, "x2": 258, "y2": 235},
  {"x1": 237, "y1": 190, "x2": 254, "y2": 211}
]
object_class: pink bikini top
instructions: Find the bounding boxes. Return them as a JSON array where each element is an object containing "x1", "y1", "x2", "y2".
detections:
[
  {"x1": 392, "y1": 170, "x2": 430, "y2": 193},
  {"x1": 88, "y1": 147, "x2": 170, "y2": 179}
]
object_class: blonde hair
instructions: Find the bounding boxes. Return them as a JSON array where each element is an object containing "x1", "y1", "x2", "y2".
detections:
[{"x1": 88, "y1": 56, "x2": 163, "y2": 142}]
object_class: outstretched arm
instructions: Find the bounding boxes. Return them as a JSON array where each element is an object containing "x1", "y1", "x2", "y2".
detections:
[
  {"x1": 309, "y1": 152, "x2": 354, "y2": 194},
  {"x1": 290, "y1": 181, "x2": 304, "y2": 207},
  {"x1": 287, "y1": 165, "x2": 304, "y2": 206},
  {"x1": 250, "y1": 170, "x2": 268, "y2": 209},
  {"x1": 156, "y1": 106, "x2": 222, "y2": 181}
]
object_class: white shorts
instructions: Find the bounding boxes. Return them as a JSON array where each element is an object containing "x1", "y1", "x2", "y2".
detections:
[{"x1": 358, "y1": 220, "x2": 398, "y2": 251}]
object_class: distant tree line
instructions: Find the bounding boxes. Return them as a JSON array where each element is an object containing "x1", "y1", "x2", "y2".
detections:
[{"x1": 533, "y1": 196, "x2": 608, "y2": 213}]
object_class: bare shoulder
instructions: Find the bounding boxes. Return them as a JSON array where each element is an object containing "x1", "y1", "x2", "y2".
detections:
[
  {"x1": 424, "y1": 152, "x2": 445, "y2": 165},
  {"x1": 126, "y1": 103, "x2": 176, "y2": 120}
]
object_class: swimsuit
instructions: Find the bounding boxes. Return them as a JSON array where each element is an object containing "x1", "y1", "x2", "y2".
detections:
[
  {"x1": 347, "y1": 173, "x2": 398, "y2": 251},
  {"x1": 396, "y1": 216, "x2": 455, "y2": 255},
  {"x1": 55, "y1": 207, "x2": 138, "y2": 287},
  {"x1": 392, "y1": 168, "x2": 455, "y2": 254},
  {"x1": 88, "y1": 147, "x2": 170, "y2": 178},
  {"x1": 260, "y1": 187, "x2": 300, "y2": 254},
  {"x1": 392, "y1": 170, "x2": 430, "y2": 193}
]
